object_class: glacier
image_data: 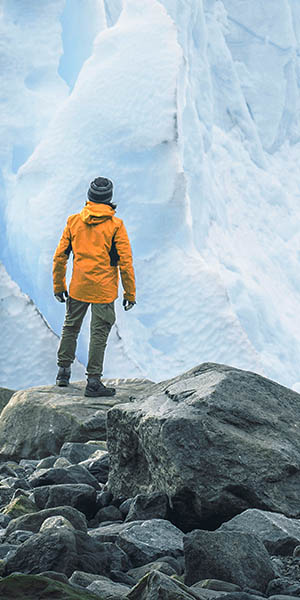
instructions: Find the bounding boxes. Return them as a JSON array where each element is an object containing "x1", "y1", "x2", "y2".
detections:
[{"x1": 1, "y1": 0, "x2": 300, "y2": 390}]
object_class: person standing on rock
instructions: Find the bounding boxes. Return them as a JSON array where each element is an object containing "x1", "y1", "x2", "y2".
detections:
[{"x1": 53, "y1": 177, "x2": 136, "y2": 397}]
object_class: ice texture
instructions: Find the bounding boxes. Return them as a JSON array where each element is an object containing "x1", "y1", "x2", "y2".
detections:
[
  {"x1": 0, "y1": 262, "x2": 85, "y2": 389},
  {"x1": 1, "y1": 0, "x2": 300, "y2": 389}
]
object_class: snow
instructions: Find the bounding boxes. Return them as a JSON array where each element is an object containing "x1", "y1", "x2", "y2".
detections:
[
  {"x1": 1, "y1": 0, "x2": 300, "y2": 390},
  {"x1": 0, "y1": 262, "x2": 85, "y2": 389}
]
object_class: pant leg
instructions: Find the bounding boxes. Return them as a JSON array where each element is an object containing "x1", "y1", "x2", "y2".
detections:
[
  {"x1": 87, "y1": 301, "x2": 116, "y2": 377},
  {"x1": 57, "y1": 297, "x2": 89, "y2": 367}
]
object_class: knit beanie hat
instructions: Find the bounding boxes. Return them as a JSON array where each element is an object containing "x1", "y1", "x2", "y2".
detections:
[{"x1": 87, "y1": 177, "x2": 114, "y2": 204}]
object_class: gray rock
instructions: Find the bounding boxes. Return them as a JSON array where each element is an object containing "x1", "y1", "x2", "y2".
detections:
[
  {"x1": 87, "y1": 576, "x2": 130, "y2": 599},
  {"x1": 127, "y1": 559, "x2": 178, "y2": 583},
  {"x1": 40, "y1": 570, "x2": 70, "y2": 584},
  {"x1": 39, "y1": 516, "x2": 75, "y2": 532},
  {"x1": 111, "y1": 519, "x2": 183, "y2": 567},
  {"x1": 60, "y1": 441, "x2": 104, "y2": 464},
  {"x1": 119, "y1": 498, "x2": 133, "y2": 517},
  {"x1": 96, "y1": 505, "x2": 123, "y2": 523},
  {"x1": 54, "y1": 457, "x2": 73, "y2": 468},
  {"x1": 5, "y1": 529, "x2": 34, "y2": 544},
  {"x1": 36, "y1": 456, "x2": 57, "y2": 469},
  {"x1": 191, "y1": 580, "x2": 241, "y2": 592},
  {"x1": 107, "y1": 363, "x2": 300, "y2": 525},
  {"x1": 0, "y1": 487, "x2": 14, "y2": 508},
  {"x1": 1, "y1": 476, "x2": 31, "y2": 490},
  {"x1": 267, "y1": 578, "x2": 300, "y2": 596},
  {"x1": 86, "y1": 452, "x2": 110, "y2": 484},
  {"x1": 69, "y1": 570, "x2": 108, "y2": 588},
  {"x1": 184, "y1": 529, "x2": 275, "y2": 592},
  {"x1": 0, "y1": 378, "x2": 154, "y2": 460},
  {"x1": 125, "y1": 492, "x2": 168, "y2": 522},
  {"x1": 5, "y1": 505, "x2": 87, "y2": 536},
  {"x1": 0, "y1": 513, "x2": 11, "y2": 528},
  {"x1": 5, "y1": 528, "x2": 131, "y2": 577},
  {"x1": 29, "y1": 464, "x2": 100, "y2": 491},
  {"x1": 219, "y1": 509, "x2": 300, "y2": 555},
  {"x1": 32, "y1": 484, "x2": 97, "y2": 519},
  {"x1": 268, "y1": 596, "x2": 300, "y2": 600},
  {"x1": 0, "y1": 543, "x2": 17, "y2": 558},
  {"x1": 127, "y1": 570, "x2": 206, "y2": 599}
]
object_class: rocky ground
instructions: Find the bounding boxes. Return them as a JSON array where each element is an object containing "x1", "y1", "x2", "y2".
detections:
[{"x1": 0, "y1": 363, "x2": 300, "y2": 599}]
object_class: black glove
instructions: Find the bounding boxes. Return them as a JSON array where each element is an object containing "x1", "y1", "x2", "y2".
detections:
[
  {"x1": 55, "y1": 290, "x2": 69, "y2": 303},
  {"x1": 123, "y1": 299, "x2": 136, "y2": 311}
]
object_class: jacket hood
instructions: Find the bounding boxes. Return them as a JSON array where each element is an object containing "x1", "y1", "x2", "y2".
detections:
[{"x1": 80, "y1": 201, "x2": 116, "y2": 224}]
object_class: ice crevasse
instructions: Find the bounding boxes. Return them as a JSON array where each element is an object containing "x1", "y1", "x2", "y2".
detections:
[{"x1": 2, "y1": 0, "x2": 300, "y2": 390}]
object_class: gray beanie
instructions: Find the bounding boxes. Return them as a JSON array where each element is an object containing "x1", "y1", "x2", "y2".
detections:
[{"x1": 87, "y1": 177, "x2": 114, "y2": 204}]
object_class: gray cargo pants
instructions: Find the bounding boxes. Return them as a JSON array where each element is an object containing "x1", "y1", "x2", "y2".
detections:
[{"x1": 57, "y1": 296, "x2": 116, "y2": 377}]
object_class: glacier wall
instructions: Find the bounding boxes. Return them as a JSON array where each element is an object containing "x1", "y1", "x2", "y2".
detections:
[{"x1": 1, "y1": 0, "x2": 300, "y2": 389}]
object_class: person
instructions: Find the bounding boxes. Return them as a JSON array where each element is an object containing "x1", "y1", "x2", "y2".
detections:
[{"x1": 52, "y1": 177, "x2": 136, "y2": 397}]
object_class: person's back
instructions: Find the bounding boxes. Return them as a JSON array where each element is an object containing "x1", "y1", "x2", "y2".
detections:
[{"x1": 53, "y1": 177, "x2": 136, "y2": 397}]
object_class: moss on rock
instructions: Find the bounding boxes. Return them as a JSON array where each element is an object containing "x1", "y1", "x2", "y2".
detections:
[
  {"x1": 2, "y1": 495, "x2": 37, "y2": 519},
  {"x1": 0, "y1": 574, "x2": 102, "y2": 600}
]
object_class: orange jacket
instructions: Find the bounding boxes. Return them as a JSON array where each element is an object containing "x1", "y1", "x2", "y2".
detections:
[{"x1": 53, "y1": 202, "x2": 136, "y2": 304}]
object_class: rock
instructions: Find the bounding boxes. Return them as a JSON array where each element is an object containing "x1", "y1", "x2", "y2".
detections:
[
  {"x1": 0, "y1": 488, "x2": 14, "y2": 509},
  {"x1": 106, "y1": 519, "x2": 183, "y2": 567},
  {"x1": 39, "y1": 571, "x2": 70, "y2": 584},
  {"x1": 60, "y1": 441, "x2": 104, "y2": 464},
  {"x1": 125, "y1": 492, "x2": 168, "y2": 522},
  {"x1": 0, "y1": 573, "x2": 100, "y2": 599},
  {"x1": 193, "y1": 580, "x2": 242, "y2": 592},
  {"x1": 29, "y1": 464, "x2": 100, "y2": 491},
  {"x1": 5, "y1": 529, "x2": 34, "y2": 545},
  {"x1": 127, "y1": 559, "x2": 178, "y2": 583},
  {"x1": 127, "y1": 570, "x2": 207, "y2": 599},
  {"x1": 0, "y1": 514, "x2": 11, "y2": 528},
  {"x1": 0, "y1": 544, "x2": 17, "y2": 559},
  {"x1": 2, "y1": 494, "x2": 37, "y2": 518},
  {"x1": 5, "y1": 528, "x2": 131, "y2": 577},
  {"x1": 1, "y1": 477, "x2": 31, "y2": 491},
  {"x1": 32, "y1": 484, "x2": 97, "y2": 519},
  {"x1": 0, "y1": 388, "x2": 15, "y2": 415},
  {"x1": 87, "y1": 576, "x2": 130, "y2": 599},
  {"x1": 190, "y1": 584, "x2": 230, "y2": 598},
  {"x1": 267, "y1": 577, "x2": 300, "y2": 596},
  {"x1": 0, "y1": 378, "x2": 154, "y2": 460},
  {"x1": 91, "y1": 518, "x2": 183, "y2": 567},
  {"x1": 54, "y1": 457, "x2": 73, "y2": 468},
  {"x1": 107, "y1": 363, "x2": 300, "y2": 525},
  {"x1": 69, "y1": 570, "x2": 108, "y2": 587},
  {"x1": 86, "y1": 453, "x2": 110, "y2": 484},
  {"x1": 219, "y1": 509, "x2": 300, "y2": 555},
  {"x1": 36, "y1": 456, "x2": 57, "y2": 469},
  {"x1": 39, "y1": 516, "x2": 75, "y2": 532},
  {"x1": 95, "y1": 505, "x2": 123, "y2": 523},
  {"x1": 5, "y1": 505, "x2": 87, "y2": 536},
  {"x1": 184, "y1": 529, "x2": 275, "y2": 592}
]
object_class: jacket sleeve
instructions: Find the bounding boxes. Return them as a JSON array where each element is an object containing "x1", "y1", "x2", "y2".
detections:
[
  {"x1": 52, "y1": 220, "x2": 72, "y2": 294},
  {"x1": 114, "y1": 221, "x2": 136, "y2": 302}
]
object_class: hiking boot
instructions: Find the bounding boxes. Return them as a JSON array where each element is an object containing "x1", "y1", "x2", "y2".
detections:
[
  {"x1": 56, "y1": 366, "x2": 71, "y2": 387},
  {"x1": 84, "y1": 376, "x2": 116, "y2": 397}
]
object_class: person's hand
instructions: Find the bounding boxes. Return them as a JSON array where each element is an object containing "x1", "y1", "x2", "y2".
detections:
[
  {"x1": 55, "y1": 291, "x2": 69, "y2": 303},
  {"x1": 123, "y1": 299, "x2": 136, "y2": 311}
]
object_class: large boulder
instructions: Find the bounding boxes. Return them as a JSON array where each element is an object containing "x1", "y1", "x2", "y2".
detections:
[
  {"x1": 107, "y1": 363, "x2": 300, "y2": 524},
  {"x1": 0, "y1": 378, "x2": 154, "y2": 460},
  {"x1": 5, "y1": 528, "x2": 131, "y2": 577},
  {"x1": 219, "y1": 509, "x2": 300, "y2": 555},
  {"x1": 184, "y1": 529, "x2": 275, "y2": 592},
  {"x1": 89, "y1": 519, "x2": 184, "y2": 567}
]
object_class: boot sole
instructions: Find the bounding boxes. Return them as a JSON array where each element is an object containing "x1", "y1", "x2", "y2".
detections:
[
  {"x1": 84, "y1": 389, "x2": 116, "y2": 397},
  {"x1": 56, "y1": 381, "x2": 69, "y2": 387}
]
